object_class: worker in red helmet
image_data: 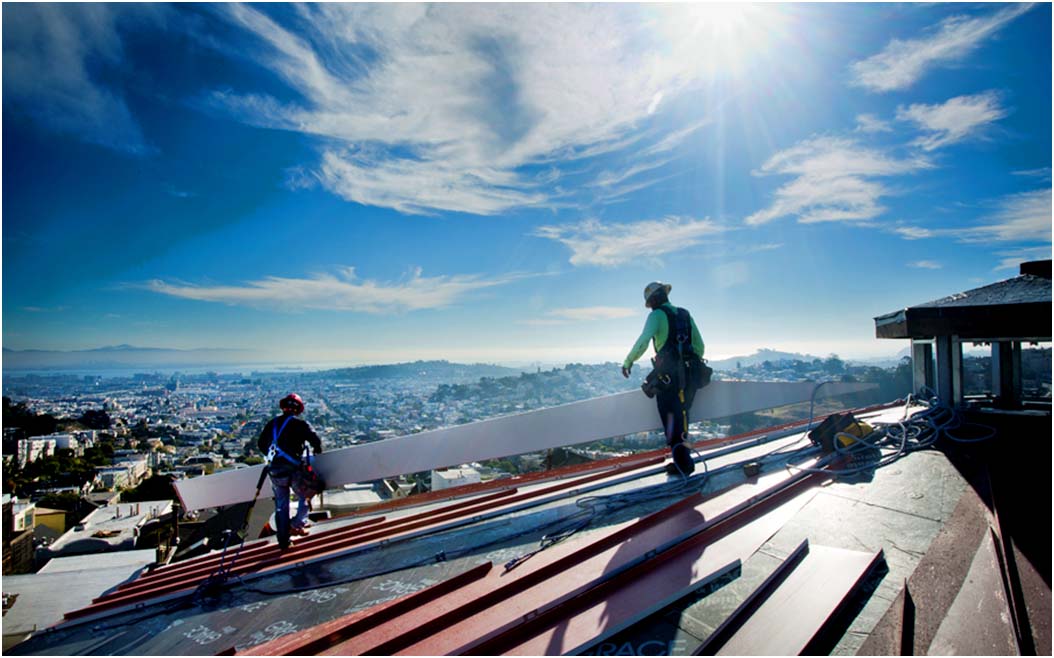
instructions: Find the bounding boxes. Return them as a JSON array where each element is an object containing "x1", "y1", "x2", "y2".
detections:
[{"x1": 257, "y1": 393, "x2": 322, "y2": 550}]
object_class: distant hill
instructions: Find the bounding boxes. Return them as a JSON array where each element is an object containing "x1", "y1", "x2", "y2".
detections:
[
  {"x1": 708, "y1": 348, "x2": 822, "y2": 371},
  {"x1": 846, "y1": 347, "x2": 912, "y2": 368},
  {"x1": 2, "y1": 345, "x2": 256, "y2": 370},
  {"x1": 321, "y1": 360, "x2": 524, "y2": 383}
]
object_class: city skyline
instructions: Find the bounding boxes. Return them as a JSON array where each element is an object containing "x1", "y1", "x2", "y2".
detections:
[{"x1": 4, "y1": 3, "x2": 1051, "y2": 366}]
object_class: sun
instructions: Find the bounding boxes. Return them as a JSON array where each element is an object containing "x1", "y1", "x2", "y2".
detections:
[
  {"x1": 690, "y1": 3, "x2": 755, "y2": 35},
  {"x1": 659, "y1": 3, "x2": 787, "y2": 77}
]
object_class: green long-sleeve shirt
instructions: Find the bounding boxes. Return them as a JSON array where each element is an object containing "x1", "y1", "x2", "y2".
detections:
[{"x1": 623, "y1": 302, "x2": 704, "y2": 369}]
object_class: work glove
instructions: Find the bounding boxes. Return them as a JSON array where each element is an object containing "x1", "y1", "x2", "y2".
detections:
[{"x1": 621, "y1": 365, "x2": 631, "y2": 379}]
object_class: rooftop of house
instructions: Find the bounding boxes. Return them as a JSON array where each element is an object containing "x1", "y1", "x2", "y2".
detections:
[
  {"x1": 912, "y1": 273, "x2": 1051, "y2": 309},
  {"x1": 1, "y1": 550, "x2": 157, "y2": 652},
  {"x1": 84, "y1": 491, "x2": 122, "y2": 507},
  {"x1": 43, "y1": 500, "x2": 173, "y2": 556},
  {"x1": 875, "y1": 259, "x2": 1053, "y2": 340},
  {"x1": 433, "y1": 466, "x2": 481, "y2": 480},
  {"x1": 319, "y1": 484, "x2": 384, "y2": 510},
  {"x1": 7, "y1": 401, "x2": 1049, "y2": 656}
]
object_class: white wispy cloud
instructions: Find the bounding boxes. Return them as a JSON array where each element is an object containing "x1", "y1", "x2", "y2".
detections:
[
  {"x1": 896, "y1": 92, "x2": 1007, "y2": 151},
  {"x1": 211, "y1": 4, "x2": 719, "y2": 215},
  {"x1": 855, "y1": 114, "x2": 893, "y2": 133},
  {"x1": 316, "y1": 149, "x2": 547, "y2": 216},
  {"x1": 592, "y1": 172, "x2": 682, "y2": 206},
  {"x1": 144, "y1": 267, "x2": 524, "y2": 313},
  {"x1": 647, "y1": 92, "x2": 664, "y2": 115},
  {"x1": 909, "y1": 260, "x2": 942, "y2": 270},
  {"x1": 2, "y1": 4, "x2": 163, "y2": 153},
  {"x1": 590, "y1": 160, "x2": 672, "y2": 191},
  {"x1": 533, "y1": 216, "x2": 723, "y2": 267},
  {"x1": 849, "y1": 4, "x2": 1034, "y2": 92},
  {"x1": 746, "y1": 136, "x2": 930, "y2": 225},
  {"x1": 520, "y1": 306, "x2": 637, "y2": 326},
  {"x1": 548, "y1": 306, "x2": 637, "y2": 321},
  {"x1": 21, "y1": 306, "x2": 69, "y2": 313},
  {"x1": 891, "y1": 189, "x2": 1052, "y2": 245},
  {"x1": 1012, "y1": 167, "x2": 1052, "y2": 181},
  {"x1": 994, "y1": 246, "x2": 1053, "y2": 271},
  {"x1": 639, "y1": 120, "x2": 711, "y2": 157},
  {"x1": 893, "y1": 226, "x2": 938, "y2": 240},
  {"x1": 746, "y1": 242, "x2": 784, "y2": 253},
  {"x1": 961, "y1": 188, "x2": 1052, "y2": 243}
]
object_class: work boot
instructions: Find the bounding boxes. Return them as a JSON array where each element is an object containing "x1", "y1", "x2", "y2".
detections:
[{"x1": 672, "y1": 443, "x2": 695, "y2": 475}]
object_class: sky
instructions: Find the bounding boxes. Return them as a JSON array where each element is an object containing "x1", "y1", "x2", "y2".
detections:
[{"x1": 3, "y1": 2, "x2": 1051, "y2": 367}]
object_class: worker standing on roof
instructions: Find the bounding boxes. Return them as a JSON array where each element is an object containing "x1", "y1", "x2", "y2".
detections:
[
  {"x1": 622, "y1": 282, "x2": 708, "y2": 476},
  {"x1": 258, "y1": 393, "x2": 322, "y2": 550}
]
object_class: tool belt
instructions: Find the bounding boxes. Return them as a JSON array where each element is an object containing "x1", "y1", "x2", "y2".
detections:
[
  {"x1": 293, "y1": 445, "x2": 325, "y2": 498},
  {"x1": 641, "y1": 305, "x2": 711, "y2": 398},
  {"x1": 642, "y1": 352, "x2": 711, "y2": 398}
]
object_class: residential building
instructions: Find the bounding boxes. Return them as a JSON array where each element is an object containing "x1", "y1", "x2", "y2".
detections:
[
  {"x1": 16, "y1": 438, "x2": 56, "y2": 467},
  {"x1": 1, "y1": 550, "x2": 157, "y2": 651},
  {"x1": 38, "y1": 500, "x2": 174, "y2": 560},
  {"x1": 2, "y1": 496, "x2": 35, "y2": 575},
  {"x1": 431, "y1": 466, "x2": 482, "y2": 491}
]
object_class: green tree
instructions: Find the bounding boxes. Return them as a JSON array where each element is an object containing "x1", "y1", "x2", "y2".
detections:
[
  {"x1": 823, "y1": 355, "x2": 846, "y2": 374},
  {"x1": 2, "y1": 397, "x2": 59, "y2": 437},
  {"x1": 123, "y1": 474, "x2": 177, "y2": 502},
  {"x1": 78, "y1": 409, "x2": 112, "y2": 430}
]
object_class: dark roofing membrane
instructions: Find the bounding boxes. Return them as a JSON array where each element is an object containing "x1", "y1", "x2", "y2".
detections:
[
  {"x1": 875, "y1": 262, "x2": 1052, "y2": 339},
  {"x1": 8, "y1": 403, "x2": 1010, "y2": 656}
]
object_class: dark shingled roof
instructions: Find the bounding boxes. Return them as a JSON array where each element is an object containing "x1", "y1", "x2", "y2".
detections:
[
  {"x1": 914, "y1": 274, "x2": 1051, "y2": 309},
  {"x1": 875, "y1": 262, "x2": 1052, "y2": 340}
]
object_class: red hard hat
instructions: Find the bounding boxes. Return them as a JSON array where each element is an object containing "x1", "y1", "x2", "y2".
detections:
[{"x1": 279, "y1": 393, "x2": 305, "y2": 414}]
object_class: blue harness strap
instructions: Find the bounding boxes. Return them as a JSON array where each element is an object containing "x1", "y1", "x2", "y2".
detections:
[{"x1": 269, "y1": 415, "x2": 300, "y2": 465}]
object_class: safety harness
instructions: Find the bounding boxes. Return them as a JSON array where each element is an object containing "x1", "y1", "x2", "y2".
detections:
[
  {"x1": 656, "y1": 305, "x2": 696, "y2": 391},
  {"x1": 654, "y1": 306, "x2": 702, "y2": 477},
  {"x1": 266, "y1": 415, "x2": 301, "y2": 467},
  {"x1": 196, "y1": 419, "x2": 297, "y2": 601}
]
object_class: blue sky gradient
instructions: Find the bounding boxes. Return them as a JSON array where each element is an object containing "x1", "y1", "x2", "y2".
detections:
[{"x1": 3, "y1": 3, "x2": 1051, "y2": 365}]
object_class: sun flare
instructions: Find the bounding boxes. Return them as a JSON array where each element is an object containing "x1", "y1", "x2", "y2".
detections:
[{"x1": 660, "y1": 3, "x2": 786, "y2": 76}]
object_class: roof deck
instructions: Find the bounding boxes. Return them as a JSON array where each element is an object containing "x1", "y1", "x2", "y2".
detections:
[{"x1": 9, "y1": 399, "x2": 1047, "y2": 656}]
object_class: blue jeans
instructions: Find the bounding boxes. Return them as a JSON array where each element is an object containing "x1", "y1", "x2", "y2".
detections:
[{"x1": 270, "y1": 469, "x2": 309, "y2": 547}]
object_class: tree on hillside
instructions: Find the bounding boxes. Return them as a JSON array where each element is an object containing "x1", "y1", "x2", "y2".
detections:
[
  {"x1": 2, "y1": 397, "x2": 59, "y2": 437},
  {"x1": 824, "y1": 355, "x2": 846, "y2": 374},
  {"x1": 36, "y1": 491, "x2": 82, "y2": 511},
  {"x1": 78, "y1": 409, "x2": 112, "y2": 430},
  {"x1": 123, "y1": 474, "x2": 177, "y2": 502}
]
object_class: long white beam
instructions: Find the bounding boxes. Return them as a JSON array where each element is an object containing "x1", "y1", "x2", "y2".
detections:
[{"x1": 173, "y1": 380, "x2": 874, "y2": 511}]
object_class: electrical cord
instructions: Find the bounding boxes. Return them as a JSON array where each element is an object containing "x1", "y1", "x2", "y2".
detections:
[
  {"x1": 89, "y1": 386, "x2": 996, "y2": 624},
  {"x1": 503, "y1": 432, "x2": 828, "y2": 573},
  {"x1": 191, "y1": 383, "x2": 857, "y2": 595},
  {"x1": 242, "y1": 472, "x2": 700, "y2": 595},
  {"x1": 67, "y1": 396, "x2": 969, "y2": 648},
  {"x1": 786, "y1": 386, "x2": 997, "y2": 477},
  {"x1": 750, "y1": 380, "x2": 849, "y2": 463},
  {"x1": 79, "y1": 439, "x2": 782, "y2": 630},
  {"x1": 502, "y1": 474, "x2": 700, "y2": 572}
]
